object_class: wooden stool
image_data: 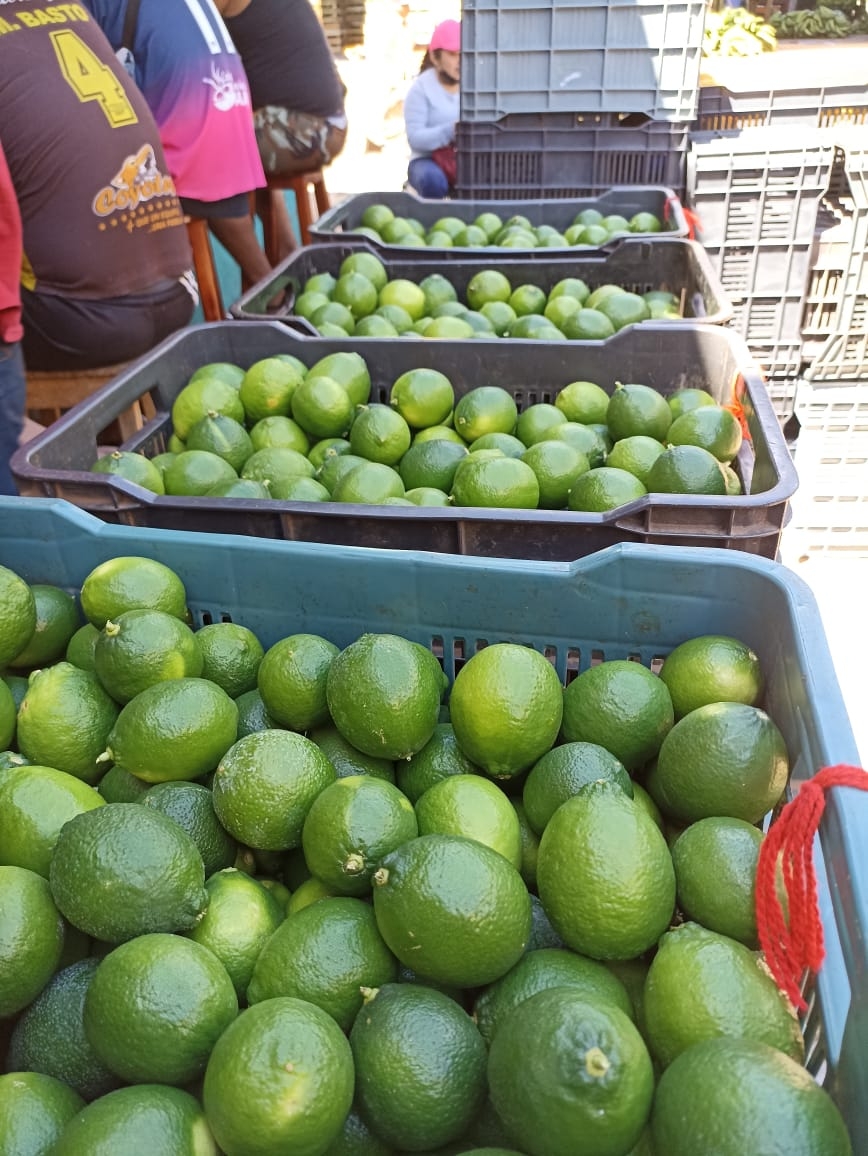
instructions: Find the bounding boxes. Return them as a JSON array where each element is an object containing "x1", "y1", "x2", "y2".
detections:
[
  {"x1": 185, "y1": 217, "x2": 225, "y2": 321},
  {"x1": 25, "y1": 362, "x2": 153, "y2": 442},
  {"x1": 261, "y1": 169, "x2": 331, "y2": 260}
]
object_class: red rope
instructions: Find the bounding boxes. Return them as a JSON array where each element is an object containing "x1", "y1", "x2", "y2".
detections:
[{"x1": 756, "y1": 764, "x2": 868, "y2": 1011}]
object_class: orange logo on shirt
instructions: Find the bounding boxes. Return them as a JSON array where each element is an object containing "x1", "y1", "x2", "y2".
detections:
[{"x1": 92, "y1": 144, "x2": 177, "y2": 216}]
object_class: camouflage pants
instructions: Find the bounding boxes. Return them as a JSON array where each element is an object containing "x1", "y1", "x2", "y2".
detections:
[{"x1": 253, "y1": 106, "x2": 348, "y2": 176}]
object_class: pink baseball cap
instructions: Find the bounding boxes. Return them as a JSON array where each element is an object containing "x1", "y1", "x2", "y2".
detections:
[{"x1": 430, "y1": 19, "x2": 461, "y2": 53}]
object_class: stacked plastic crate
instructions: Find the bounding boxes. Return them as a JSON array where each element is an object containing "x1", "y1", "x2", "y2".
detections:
[
  {"x1": 453, "y1": 0, "x2": 708, "y2": 198},
  {"x1": 687, "y1": 74, "x2": 868, "y2": 425},
  {"x1": 790, "y1": 138, "x2": 868, "y2": 558}
]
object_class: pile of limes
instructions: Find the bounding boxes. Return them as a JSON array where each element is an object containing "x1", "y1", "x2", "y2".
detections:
[
  {"x1": 90, "y1": 352, "x2": 746, "y2": 510},
  {"x1": 339, "y1": 201, "x2": 667, "y2": 251},
  {"x1": 0, "y1": 556, "x2": 853, "y2": 1155},
  {"x1": 291, "y1": 250, "x2": 682, "y2": 340}
]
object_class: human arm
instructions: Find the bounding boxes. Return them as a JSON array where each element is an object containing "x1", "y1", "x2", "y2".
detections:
[{"x1": 404, "y1": 76, "x2": 456, "y2": 153}]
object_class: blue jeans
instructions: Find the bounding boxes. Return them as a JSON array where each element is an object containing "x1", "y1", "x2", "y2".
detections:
[
  {"x1": 0, "y1": 341, "x2": 25, "y2": 495},
  {"x1": 408, "y1": 157, "x2": 450, "y2": 199}
]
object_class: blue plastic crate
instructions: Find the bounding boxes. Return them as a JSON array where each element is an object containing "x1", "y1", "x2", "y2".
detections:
[{"x1": 0, "y1": 496, "x2": 864, "y2": 1147}]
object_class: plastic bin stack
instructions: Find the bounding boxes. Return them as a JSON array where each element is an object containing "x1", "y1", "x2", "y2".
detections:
[
  {"x1": 453, "y1": 0, "x2": 708, "y2": 198},
  {"x1": 686, "y1": 66, "x2": 868, "y2": 424}
]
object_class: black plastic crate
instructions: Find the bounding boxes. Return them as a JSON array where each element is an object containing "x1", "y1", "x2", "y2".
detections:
[
  {"x1": 454, "y1": 113, "x2": 690, "y2": 200},
  {"x1": 10, "y1": 321, "x2": 797, "y2": 560},
  {"x1": 686, "y1": 129, "x2": 838, "y2": 249},
  {"x1": 309, "y1": 187, "x2": 690, "y2": 253},
  {"x1": 459, "y1": 0, "x2": 707, "y2": 122},
  {"x1": 696, "y1": 82, "x2": 868, "y2": 132},
  {"x1": 229, "y1": 238, "x2": 731, "y2": 327}
]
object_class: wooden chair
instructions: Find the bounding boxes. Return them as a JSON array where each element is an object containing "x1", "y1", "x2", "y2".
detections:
[
  {"x1": 25, "y1": 362, "x2": 153, "y2": 442},
  {"x1": 185, "y1": 217, "x2": 225, "y2": 321},
  {"x1": 260, "y1": 169, "x2": 331, "y2": 260}
]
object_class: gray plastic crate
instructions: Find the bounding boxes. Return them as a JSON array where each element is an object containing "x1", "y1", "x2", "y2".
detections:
[
  {"x1": 459, "y1": 0, "x2": 707, "y2": 122},
  {"x1": 788, "y1": 377, "x2": 868, "y2": 557},
  {"x1": 455, "y1": 113, "x2": 690, "y2": 200},
  {"x1": 229, "y1": 238, "x2": 732, "y2": 328},
  {"x1": 687, "y1": 129, "x2": 838, "y2": 249},
  {"x1": 10, "y1": 321, "x2": 796, "y2": 560},
  {"x1": 309, "y1": 187, "x2": 689, "y2": 253},
  {"x1": 696, "y1": 82, "x2": 868, "y2": 132}
]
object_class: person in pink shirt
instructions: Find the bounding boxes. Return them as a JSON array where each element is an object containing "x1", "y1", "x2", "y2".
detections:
[
  {"x1": 0, "y1": 142, "x2": 26, "y2": 495},
  {"x1": 86, "y1": 0, "x2": 272, "y2": 289}
]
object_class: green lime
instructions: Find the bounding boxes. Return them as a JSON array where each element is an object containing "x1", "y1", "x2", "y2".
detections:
[
  {"x1": 257, "y1": 633, "x2": 339, "y2": 731},
  {"x1": 143, "y1": 781, "x2": 236, "y2": 877},
  {"x1": 642, "y1": 922, "x2": 805, "y2": 1068},
  {"x1": 415, "y1": 773, "x2": 521, "y2": 868},
  {"x1": 172, "y1": 377, "x2": 245, "y2": 441},
  {"x1": 567, "y1": 466, "x2": 647, "y2": 512},
  {"x1": 562, "y1": 659, "x2": 673, "y2": 772},
  {"x1": 378, "y1": 279, "x2": 426, "y2": 321},
  {"x1": 7, "y1": 958, "x2": 121, "y2": 1101},
  {"x1": 350, "y1": 983, "x2": 487, "y2": 1151},
  {"x1": 605, "y1": 435, "x2": 666, "y2": 486},
  {"x1": 646, "y1": 444, "x2": 727, "y2": 495},
  {"x1": 309, "y1": 724, "x2": 396, "y2": 783},
  {"x1": 474, "y1": 946, "x2": 634, "y2": 1045},
  {"x1": 311, "y1": 301, "x2": 356, "y2": 334},
  {"x1": 203, "y1": 997, "x2": 354, "y2": 1156},
  {"x1": 291, "y1": 376, "x2": 354, "y2": 439},
  {"x1": 333, "y1": 272, "x2": 379, "y2": 319},
  {"x1": 80, "y1": 556, "x2": 187, "y2": 630},
  {"x1": 668, "y1": 388, "x2": 717, "y2": 420},
  {"x1": 451, "y1": 455, "x2": 539, "y2": 508},
  {"x1": 390, "y1": 368, "x2": 455, "y2": 429},
  {"x1": 659, "y1": 634, "x2": 764, "y2": 719},
  {"x1": 332, "y1": 461, "x2": 405, "y2": 504},
  {"x1": 488, "y1": 987, "x2": 653, "y2": 1156},
  {"x1": 521, "y1": 441, "x2": 589, "y2": 508},
  {"x1": 671, "y1": 817, "x2": 763, "y2": 946},
  {"x1": 543, "y1": 422, "x2": 608, "y2": 467},
  {"x1": 0, "y1": 765, "x2": 104, "y2": 877},
  {"x1": 212, "y1": 729, "x2": 336, "y2": 851},
  {"x1": 306, "y1": 353, "x2": 371, "y2": 408},
  {"x1": 188, "y1": 361, "x2": 245, "y2": 390},
  {"x1": 247, "y1": 896, "x2": 397, "y2": 1030},
  {"x1": 90, "y1": 450, "x2": 164, "y2": 494},
  {"x1": 396, "y1": 722, "x2": 477, "y2": 803},
  {"x1": 234, "y1": 688, "x2": 277, "y2": 739},
  {"x1": 186, "y1": 412, "x2": 253, "y2": 472},
  {"x1": 522, "y1": 742, "x2": 631, "y2": 833},
  {"x1": 194, "y1": 622, "x2": 264, "y2": 699},
  {"x1": 83, "y1": 932, "x2": 237, "y2": 1085},
  {"x1": 241, "y1": 447, "x2": 316, "y2": 487},
  {"x1": 398, "y1": 438, "x2": 467, "y2": 492},
  {"x1": 94, "y1": 608, "x2": 203, "y2": 704},
  {"x1": 65, "y1": 624, "x2": 100, "y2": 672},
  {"x1": 249, "y1": 415, "x2": 311, "y2": 454},
  {"x1": 646, "y1": 702, "x2": 788, "y2": 825},
  {"x1": 650, "y1": 1037, "x2": 852, "y2": 1156},
  {"x1": 326, "y1": 634, "x2": 442, "y2": 760},
  {"x1": 163, "y1": 450, "x2": 237, "y2": 496},
  {"x1": 449, "y1": 643, "x2": 563, "y2": 781},
  {"x1": 0, "y1": 865, "x2": 65, "y2": 1016},
  {"x1": 561, "y1": 309, "x2": 616, "y2": 340},
  {"x1": 341, "y1": 251, "x2": 388, "y2": 292},
  {"x1": 48, "y1": 804, "x2": 207, "y2": 943},
  {"x1": 537, "y1": 782, "x2": 676, "y2": 960},
  {"x1": 16, "y1": 663, "x2": 119, "y2": 785},
  {"x1": 96, "y1": 764, "x2": 150, "y2": 804},
  {"x1": 466, "y1": 270, "x2": 512, "y2": 311},
  {"x1": 317, "y1": 452, "x2": 368, "y2": 492},
  {"x1": 372, "y1": 834, "x2": 531, "y2": 986},
  {"x1": 350, "y1": 404, "x2": 412, "y2": 465},
  {"x1": 302, "y1": 775, "x2": 417, "y2": 895},
  {"x1": 412, "y1": 424, "x2": 466, "y2": 446},
  {"x1": 185, "y1": 869, "x2": 284, "y2": 997},
  {"x1": 0, "y1": 1072, "x2": 83, "y2": 1154},
  {"x1": 607, "y1": 382, "x2": 671, "y2": 441},
  {"x1": 667, "y1": 405, "x2": 744, "y2": 463},
  {"x1": 102, "y1": 677, "x2": 238, "y2": 783},
  {"x1": 52, "y1": 1084, "x2": 215, "y2": 1154}
]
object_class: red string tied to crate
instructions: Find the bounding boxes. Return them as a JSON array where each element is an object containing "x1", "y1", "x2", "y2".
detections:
[{"x1": 756, "y1": 764, "x2": 868, "y2": 1011}]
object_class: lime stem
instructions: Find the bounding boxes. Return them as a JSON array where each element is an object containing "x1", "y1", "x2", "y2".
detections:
[
  {"x1": 585, "y1": 1047, "x2": 610, "y2": 1078},
  {"x1": 344, "y1": 853, "x2": 366, "y2": 875},
  {"x1": 372, "y1": 867, "x2": 389, "y2": 887}
]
